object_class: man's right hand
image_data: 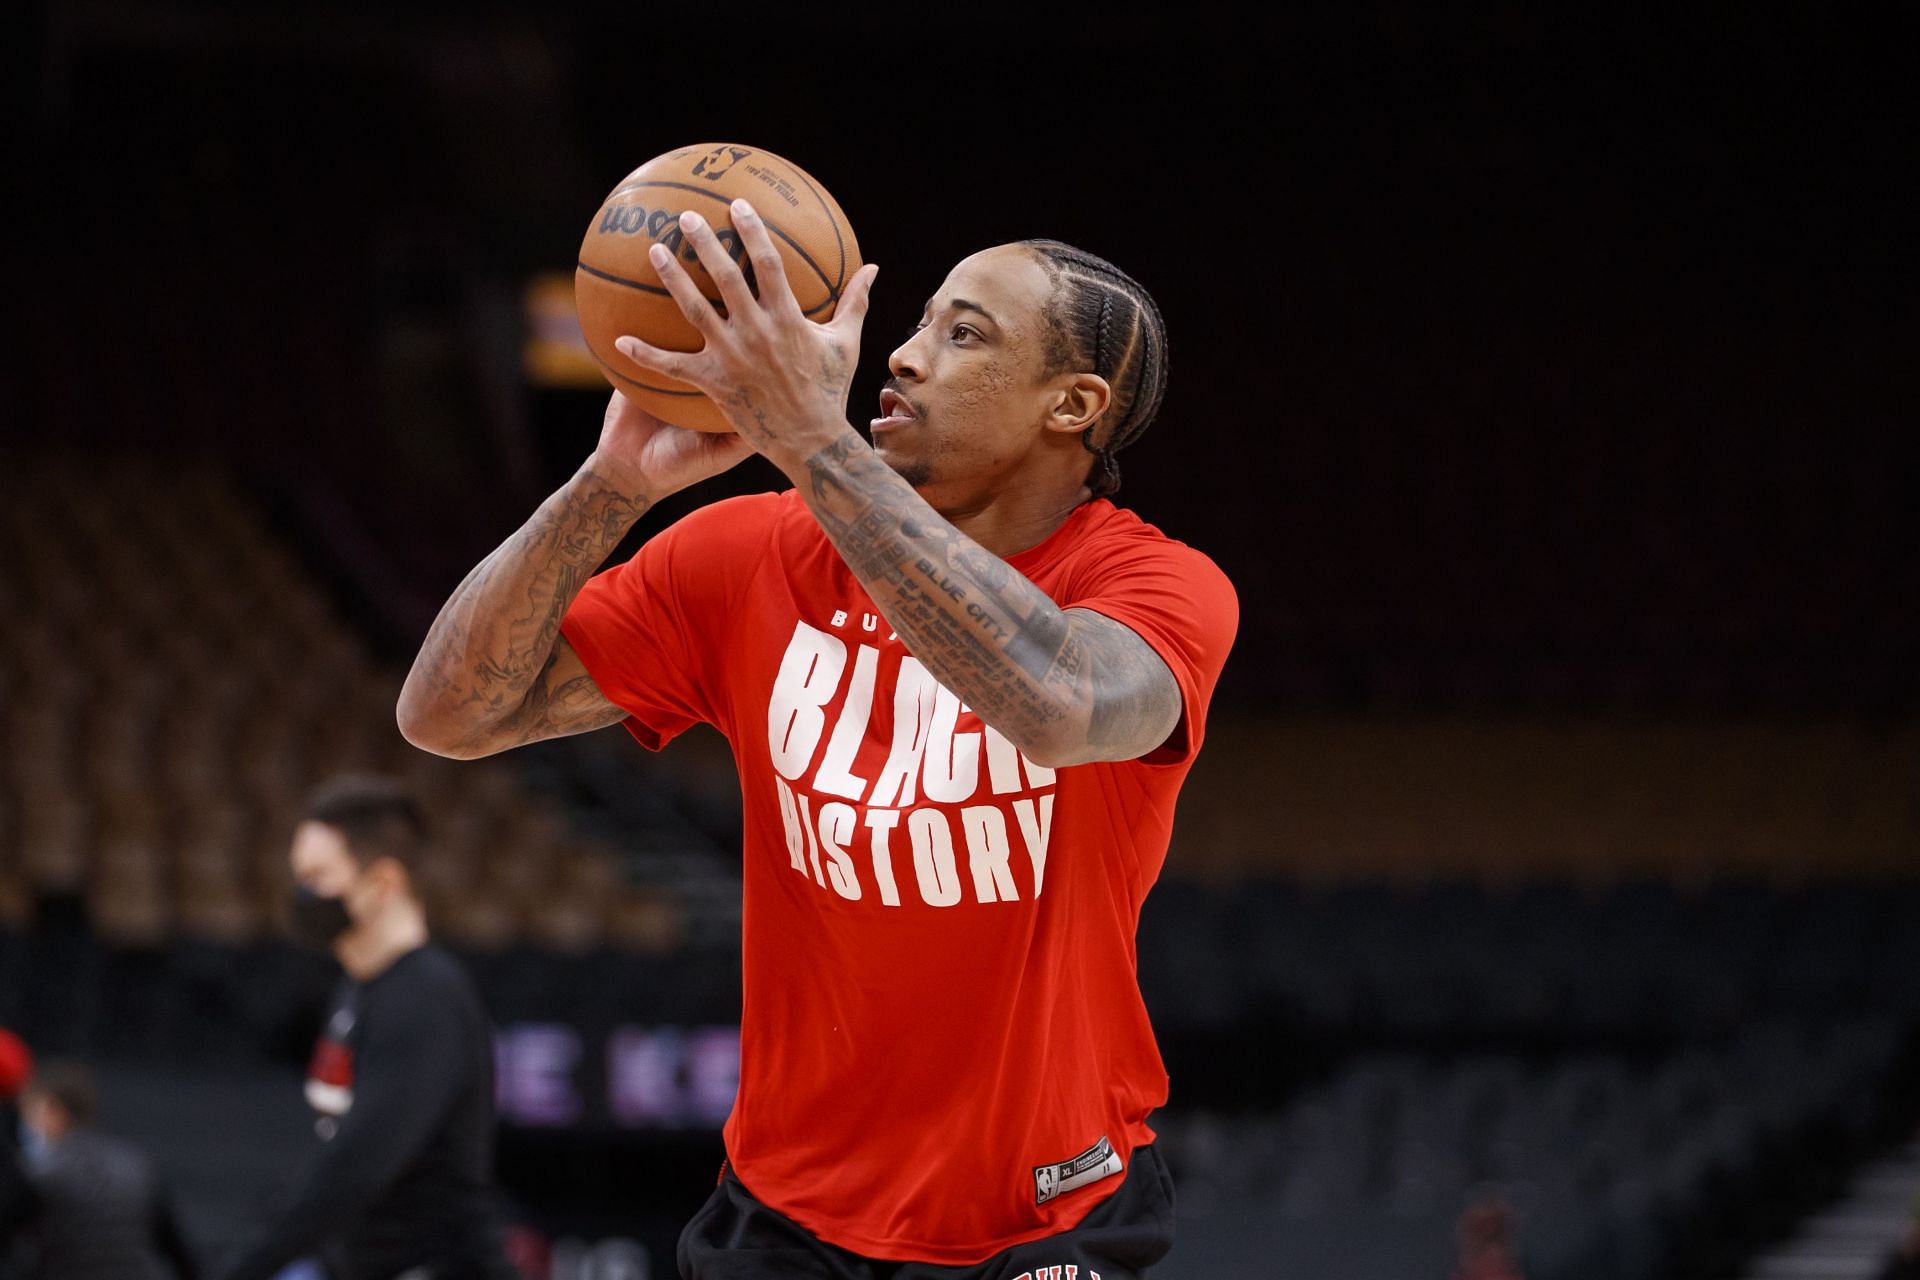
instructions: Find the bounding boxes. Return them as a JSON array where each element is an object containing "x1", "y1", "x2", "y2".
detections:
[{"x1": 588, "y1": 390, "x2": 756, "y2": 502}]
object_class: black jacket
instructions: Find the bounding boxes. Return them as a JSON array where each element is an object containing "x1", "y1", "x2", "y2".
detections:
[
  {"x1": 217, "y1": 944, "x2": 512, "y2": 1280},
  {"x1": 16, "y1": 1128, "x2": 197, "y2": 1280}
]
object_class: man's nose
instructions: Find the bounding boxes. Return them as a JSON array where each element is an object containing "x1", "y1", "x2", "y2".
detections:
[{"x1": 887, "y1": 333, "x2": 926, "y2": 381}]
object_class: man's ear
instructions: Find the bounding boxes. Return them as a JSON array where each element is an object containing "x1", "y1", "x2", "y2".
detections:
[
  {"x1": 366, "y1": 856, "x2": 410, "y2": 896},
  {"x1": 1044, "y1": 373, "x2": 1112, "y2": 438}
]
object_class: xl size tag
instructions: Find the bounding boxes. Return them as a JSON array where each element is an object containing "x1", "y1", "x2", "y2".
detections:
[{"x1": 1033, "y1": 1135, "x2": 1123, "y2": 1205}]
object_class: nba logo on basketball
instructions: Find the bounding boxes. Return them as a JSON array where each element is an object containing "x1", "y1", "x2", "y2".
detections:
[{"x1": 693, "y1": 145, "x2": 750, "y2": 180}]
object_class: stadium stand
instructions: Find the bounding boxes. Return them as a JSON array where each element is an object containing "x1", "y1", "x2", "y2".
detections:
[
  {"x1": 1156, "y1": 1022, "x2": 1907, "y2": 1280},
  {"x1": 0, "y1": 453, "x2": 726, "y2": 989}
]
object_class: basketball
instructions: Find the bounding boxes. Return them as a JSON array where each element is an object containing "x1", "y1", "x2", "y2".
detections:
[{"x1": 575, "y1": 142, "x2": 863, "y2": 433}]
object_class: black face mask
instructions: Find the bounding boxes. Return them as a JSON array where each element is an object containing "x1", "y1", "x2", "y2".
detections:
[{"x1": 287, "y1": 886, "x2": 354, "y2": 948}]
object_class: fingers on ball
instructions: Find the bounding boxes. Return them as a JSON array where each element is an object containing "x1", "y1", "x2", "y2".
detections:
[
  {"x1": 614, "y1": 333, "x2": 693, "y2": 379},
  {"x1": 728, "y1": 200, "x2": 801, "y2": 316},
  {"x1": 675, "y1": 210, "x2": 760, "y2": 318},
  {"x1": 646, "y1": 242, "x2": 725, "y2": 337}
]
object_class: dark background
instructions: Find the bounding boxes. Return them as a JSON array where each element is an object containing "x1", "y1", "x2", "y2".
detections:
[{"x1": 9, "y1": 3, "x2": 1913, "y2": 713}]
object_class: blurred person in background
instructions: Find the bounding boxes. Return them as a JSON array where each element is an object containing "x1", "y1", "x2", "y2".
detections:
[
  {"x1": 9, "y1": 1060, "x2": 199, "y2": 1280},
  {"x1": 1876, "y1": 1187, "x2": 1920, "y2": 1280},
  {"x1": 213, "y1": 775, "x2": 514, "y2": 1280},
  {"x1": 0, "y1": 1028, "x2": 35, "y2": 1274},
  {"x1": 1452, "y1": 1194, "x2": 1524, "y2": 1280}
]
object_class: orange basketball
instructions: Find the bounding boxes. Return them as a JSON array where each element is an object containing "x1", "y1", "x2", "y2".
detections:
[{"x1": 575, "y1": 143, "x2": 862, "y2": 432}]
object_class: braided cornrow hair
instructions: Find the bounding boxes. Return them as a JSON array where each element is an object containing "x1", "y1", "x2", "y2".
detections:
[{"x1": 1019, "y1": 239, "x2": 1169, "y2": 500}]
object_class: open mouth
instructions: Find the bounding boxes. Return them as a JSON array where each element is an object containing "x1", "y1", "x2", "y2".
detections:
[{"x1": 871, "y1": 388, "x2": 917, "y2": 433}]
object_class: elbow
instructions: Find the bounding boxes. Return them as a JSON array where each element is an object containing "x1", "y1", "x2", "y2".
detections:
[
  {"x1": 399, "y1": 719, "x2": 492, "y2": 761},
  {"x1": 989, "y1": 708, "x2": 1105, "y2": 771},
  {"x1": 395, "y1": 683, "x2": 492, "y2": 761},
  {"x1": 1011, "y1": 725, "x2": 1087, "y2": 772},
  {"x1": 395, "y1": 704, "x2": 454, "y2": 758},
  {"x1": 393, "y1": 679, "x2": 443, "y2": 753},
  {"x1": 1012, "y1": 690, "x2": 1184, "y2": 770},
  {"x1": 1024, "y1": 743, "x2": 1100, "y2": 770}
]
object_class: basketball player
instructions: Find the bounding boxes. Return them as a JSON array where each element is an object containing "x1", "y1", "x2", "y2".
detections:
[
  {"x1": 399, "y1": 202, "x2": 1237, "y2": 1278},
  {"x1": 216, "y1": 776, "x2": 515, "y2": 1280}
]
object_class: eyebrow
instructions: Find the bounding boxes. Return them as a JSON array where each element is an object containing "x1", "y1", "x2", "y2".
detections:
[{"x1": 924, "y1": 297, "x2": 1001, "y2": 328}]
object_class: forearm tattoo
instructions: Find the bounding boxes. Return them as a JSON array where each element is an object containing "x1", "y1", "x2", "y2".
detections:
[
  {"x1": 801, "y1": 435, "x2": 1180, "y2": 763},
  {"x1": 404, "y1": 467, "x2": 643, "y2": 750}
]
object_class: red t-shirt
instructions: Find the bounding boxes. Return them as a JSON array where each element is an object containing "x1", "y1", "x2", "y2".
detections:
[{"x1": 560, "y1": 489, "x2": 1238, "y2": 1263}]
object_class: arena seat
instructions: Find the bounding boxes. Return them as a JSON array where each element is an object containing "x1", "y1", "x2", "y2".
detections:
[
  {"x1": 0, "y1": 453, "x2": 701, "y2": 971},
  {"x1": 1154, "y1": 1016, "x2": 1906, "y2": 1280}
]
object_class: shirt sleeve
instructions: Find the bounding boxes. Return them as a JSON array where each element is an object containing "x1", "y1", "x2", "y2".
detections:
[
  {"x1": 1063, "y1": 534, "x2": 1239, "y2": 768},
  {"x1": 560, "y1": 493, "x2": 781, "y2": 750},
  {"x1": 213, "y1": 968, "x2": 472, "y2": 1280}
]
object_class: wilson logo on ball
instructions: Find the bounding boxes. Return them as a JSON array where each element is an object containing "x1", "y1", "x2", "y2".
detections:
[{"x1": 596, "y1": 203, "x2": 751, "y2": 272}]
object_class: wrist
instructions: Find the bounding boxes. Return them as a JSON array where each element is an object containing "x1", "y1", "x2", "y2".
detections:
[
  {"x1": 765, "y1": 417, "x2": 861, "y2": 480},
  {"x1": 579, "y1": 452, "x2": 662, "y2": 508}
]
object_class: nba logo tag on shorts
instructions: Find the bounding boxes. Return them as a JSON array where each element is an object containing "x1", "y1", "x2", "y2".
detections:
[{"x1": 1032, "y1": 1136, "x2": 1123, "y2": 1205}]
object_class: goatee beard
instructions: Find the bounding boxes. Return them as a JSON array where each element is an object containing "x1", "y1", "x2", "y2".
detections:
[{"x1": 883, "y1": 455, "x2": 933, "y2": 489}]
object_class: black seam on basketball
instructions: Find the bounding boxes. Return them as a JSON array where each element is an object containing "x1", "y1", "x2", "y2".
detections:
[
  {"x1": 596, "y1": 180, "x2": 836, "y2": 300},
  {"x1": 577, "y1": 259, "x2": 676, "y2": 300},
  {"x1": 577, "y1": 258, "x2": 835, "y2": 318},
  {"x1": 582, "y1": 341, "x2": 702, "y2": 398},
  {"x1": 781, "y1": 166, "x2": 848, "y2": 288}
]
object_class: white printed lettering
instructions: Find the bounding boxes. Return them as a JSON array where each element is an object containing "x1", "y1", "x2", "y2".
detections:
[
  {"x1": 863, "y1": 809, "x2": 903, "y2": 907},
  {"x1": 983, "y1": 726, "x2": 1024, "y2": 795},
  {"x1": 1013, "y1": 795, "x2": 1056, "y2": 897},
  {"x1": 867, "y1": 658, "x2": 938, "y2": 807},
  {"x1": 774, "y1": 778, "x2": 807, "y2": 873},
  {"x1": 797, "y1": 791, "x2": 824, "y2": 886},
  {"x1": 922, "y1": 686, "x2": 981, "y2": 804},
  {"x1": 812, "y1": 645, "x2": 879, "y2": 799},
  {"x1": 908, "y1": 808, "x2": 962, "y2": 907},
  {"x1": 961, "y1": 805, "x2": 1019, "y2": 903},
  {"x1": 816, "y1": 801, "x2": 863, "y2": 901},
  {"x1": 766, "y1": 623, "x2": 847, "y2": 781}
]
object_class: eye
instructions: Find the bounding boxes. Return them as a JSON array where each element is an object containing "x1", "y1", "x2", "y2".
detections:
[
  {"x1": 950, "y1": 324, "x2": 979, "y2": 343},
  {"x1": 906, "y1": 319, "x2": 929, "y2": 339}
]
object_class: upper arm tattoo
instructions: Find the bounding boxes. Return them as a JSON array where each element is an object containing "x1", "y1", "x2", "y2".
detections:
[
  {"x1": 1063, "y1": 610, "x2": 1184, "y2": 761},
  {"x1": 401, "y1": 466, "x2": 648, "y2": 757},
  {"x1": 492, "y1": 634, "x2": 628, "y2": 746}
]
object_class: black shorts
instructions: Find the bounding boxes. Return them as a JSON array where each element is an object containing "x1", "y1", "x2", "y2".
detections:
[{"x1": 677, "y1": 1144, "x2": 1176, "y2": 1280}]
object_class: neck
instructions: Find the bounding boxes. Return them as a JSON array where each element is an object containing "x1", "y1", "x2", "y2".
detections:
[
  {"x1": 335, "y1": 902, "x2": 428, "y2": 981},
  {"x1": 921, "y1": 480, "x2": 1095, "y2": 558}
]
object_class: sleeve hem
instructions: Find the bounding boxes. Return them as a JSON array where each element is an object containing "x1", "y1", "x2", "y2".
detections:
[{"x1": 558, "y1": 612, "x2": 673, "y2": 751}]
